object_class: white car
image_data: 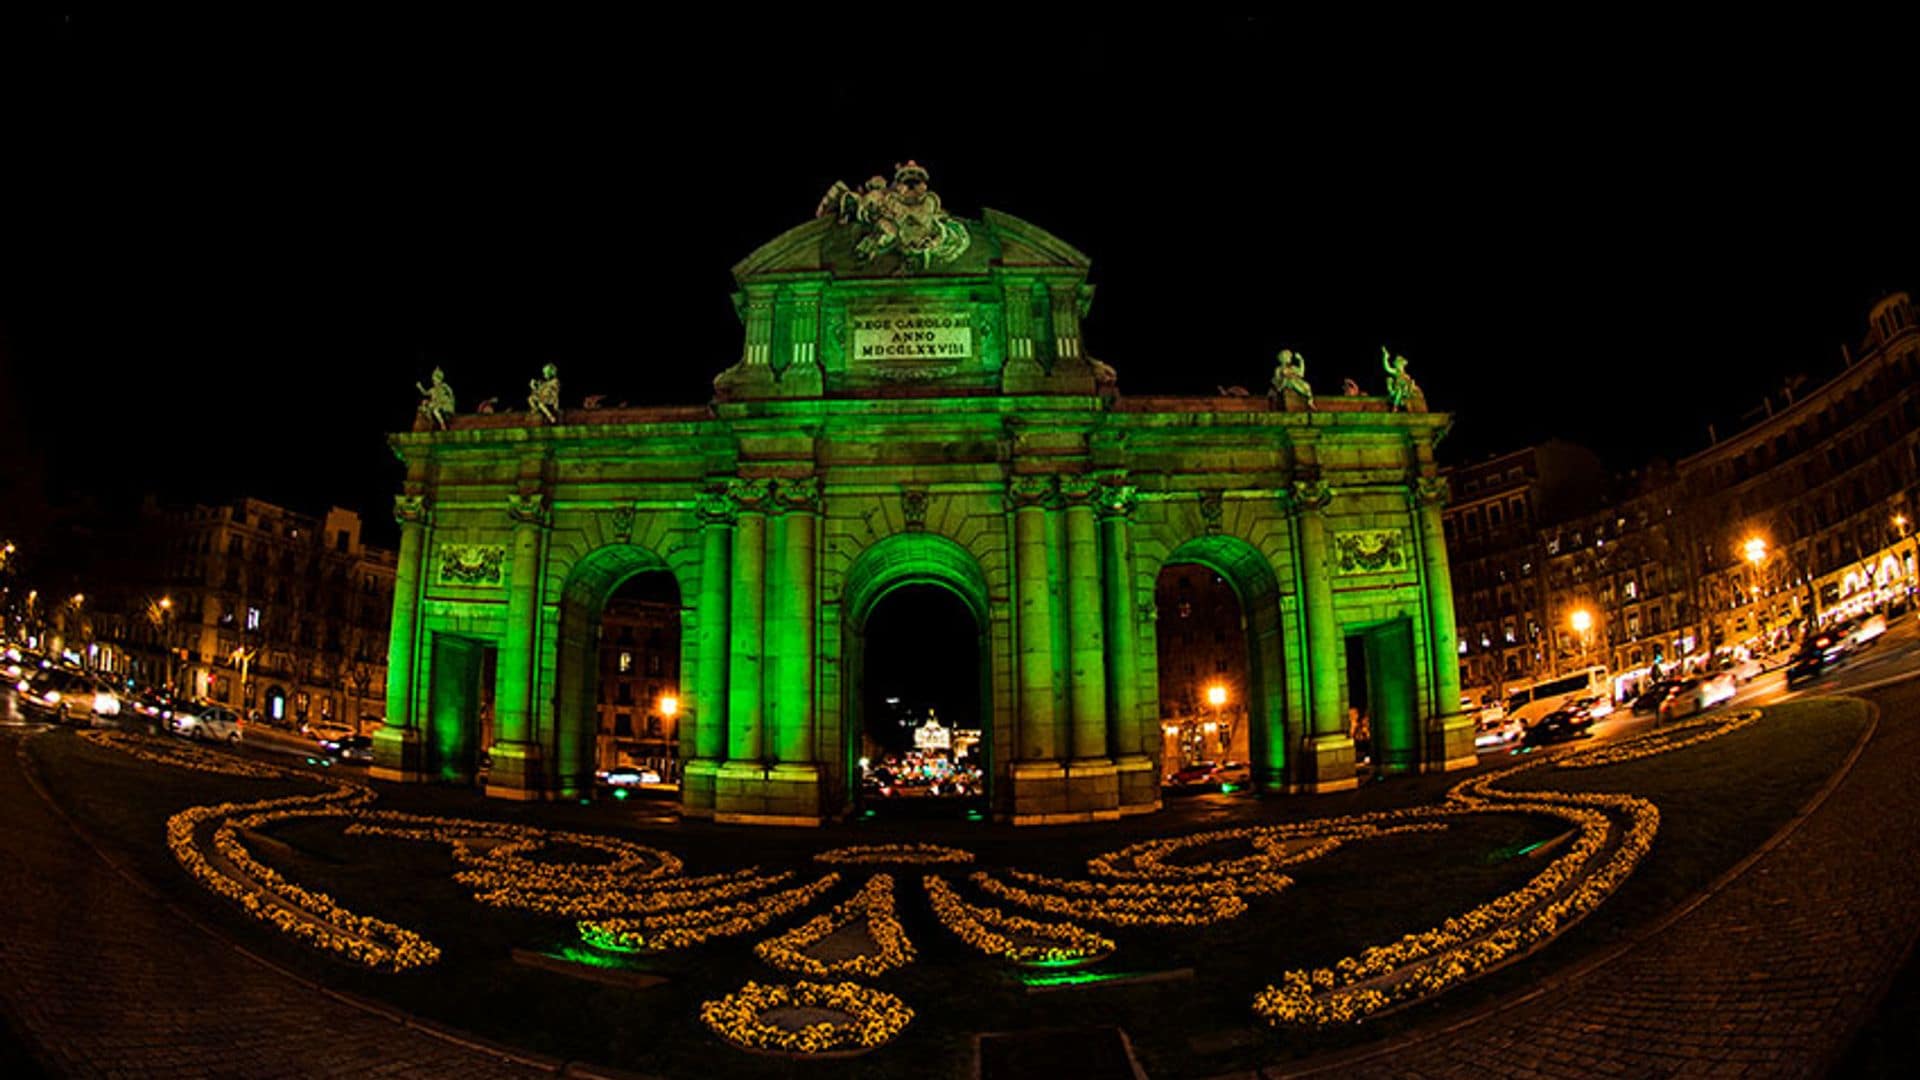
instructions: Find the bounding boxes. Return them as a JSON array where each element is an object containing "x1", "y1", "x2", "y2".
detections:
[
  {"x1": 171, "y1": 703, "x2": 242, "y2": 743},
  {"x1": 1475, "y1": 709, "x2": 1524, "y2": 749},
  {"x1": 1732, "y1": 657, "x2": 1764, "y2": 683},
  {"x1": 1658, "y1": 673, "x2": 1737, "y2": 722},
  {"x1": 1848, "y1": 613, "x2": 1887, "y2": 649}
]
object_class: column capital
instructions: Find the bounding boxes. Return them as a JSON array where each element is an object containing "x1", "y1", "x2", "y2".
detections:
[
  {"x1": 696, "y1": 486, "x2": 739, "y2": 526},
  {"x1": 1096, "y1": 477, "x2": 1137, "y2": 519},
  {"x1": 393, "y1": 494, "x2": 431, "y2": 527},
  {"x1": 1009, "y1": 473, "x2": 1057, "y2": 509},
  {"x1": 773, "y1": 476, "x2": 822, "y2": 514},
  {"x1": 505, "y1": 492, "x2": 550, "y2": 527},
  {"x1": 1413, "y1": 474, "x2": 1450, "y2": 508},
  {"x1": 1289, "y1": 476, "x2": 1332, "y2": 513},
  {"x1": 728, "y1": 477, "x2": 775, "y2": 513},
  {"x1": 1058, "y1": 474, "x2": 1100, "y2": 505}
]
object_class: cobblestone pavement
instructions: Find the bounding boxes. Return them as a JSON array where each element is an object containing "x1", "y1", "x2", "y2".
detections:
[
  {"x1": 0, "y1": 726, "x2": 555, "y2": 1079},
  {"x1": 1277, "y1": 675, "x2": 1920, "y2": 1079}
]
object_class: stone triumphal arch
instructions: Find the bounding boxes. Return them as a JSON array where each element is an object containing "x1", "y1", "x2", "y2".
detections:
[{"x1": 373, "y1": 164, "x2": 1471, "y2": 824}]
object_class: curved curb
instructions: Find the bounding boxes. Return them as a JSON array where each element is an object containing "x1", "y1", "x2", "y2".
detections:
[
  {"x1": 11, "y1": 730, "x2": 657, "y2": 1078},
  {"x1": 1264, "y1": 693, "x2": 1882, "y2": 1078}
]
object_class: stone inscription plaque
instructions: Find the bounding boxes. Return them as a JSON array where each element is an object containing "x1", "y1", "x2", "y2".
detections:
[{"x1": 850, "y1": 308, "x2": 972, "y2": 362}]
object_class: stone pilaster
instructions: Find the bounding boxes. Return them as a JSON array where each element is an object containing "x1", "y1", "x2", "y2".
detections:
[
  {"x1": 1415, "y1": 474, "x2": 1475, "y2": 771},
  {"x1": 487, "y1": 491, "x2": 549, "y2": 801},
  {"x1": 726, "y1": 478, "x2": 770, "y2": 764},
  {"x1": 1007, "y1": 474, "x2": 1070, "y2": 823},
  {"x1": 1291, "y1": 473, "x2": 1357, "y2": 793},
  {"x1": 373, "y1": 493, "x2": 428, "y2": 783},
  {"x1": 1059, "y1": 474, "x2": 1117, "y2": 818}
]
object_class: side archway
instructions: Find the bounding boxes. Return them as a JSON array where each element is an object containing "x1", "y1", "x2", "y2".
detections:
[
  {"x1": 1155, "y1": 535, "x2": 1289, "y2": 791},
  {"x1": 552, "y1": 544, "x2": 685, "y2": 798},
  {"x1": 839, "y1": 533, "x2": 994, "y2": 811}
]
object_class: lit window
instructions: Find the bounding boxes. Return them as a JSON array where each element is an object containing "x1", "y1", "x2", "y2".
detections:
[
  {"x1": 246, "y1": 607, "x2": 261, "y2": 631},
  {"x1": 619, "y1": 651, "x2": 633, "y2": 673}
]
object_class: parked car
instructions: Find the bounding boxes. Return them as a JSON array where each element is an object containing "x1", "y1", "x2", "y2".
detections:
[
  {"x1": 1211, "y1": 761, "x2": 1251, "y2": 786},
  {"x1": 1166, "y1": 761, "x2": 1219, "y2": 787},
  {"x1": 170, "y1": 702, "x2": 242, "y2": 743},
  {"x1": 1658, "y1": 672, "x2": 1738, "y2": 722},
  {"x1": 1521, "y1": 710, "x2": 1591, "y2": 747},
  {"x1": 319, "y1": 734, "x2": 374, "y2": 763},
  {"x1": 596, "y1": 766, "x2": 660, "y2": 787}
]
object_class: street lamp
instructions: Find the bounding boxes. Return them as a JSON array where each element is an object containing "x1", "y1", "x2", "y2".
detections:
[
  {"x1": 1203, "y1": 682, "x2": 1227, "y2": 755},
  {"x1": 1744, "y1": 532, "x2": 1819, "y2": 640},
  {"x1": 1569, "y1": 607, "x2": 1594, "y2": 669}
]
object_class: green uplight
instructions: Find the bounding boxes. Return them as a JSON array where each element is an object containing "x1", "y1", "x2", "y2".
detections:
[
  {"x1": 1218, "y1": 783, "x2": 1240, "y2": 794},
  {"x1": 613, "y1": 788, "x2": 629, "y2": 800},
  {"x1": 555, "y1": 946, "x2": 629, "y2": 970},
  {"x1": 1024, "y1": 954, "x2": 1100, "y2": 969},
  {"x1": 1019, "y1": 969, "x2": 1138, "y2": 988},
  {"x1": 965, "y1": 810, "x2": 984, "y2": 822}
]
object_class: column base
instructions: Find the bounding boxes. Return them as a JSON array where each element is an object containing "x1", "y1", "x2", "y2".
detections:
[
  {"x1": 1114, "y1": 754, "x2": 1162, "y2": 815},
  {"x1": 369, "y1": 725, "x2": 424, "y2": 783},
  {"x1": 1289, "y1": 734, "x2": 1359, "y2": 793},
  {"x1": 1429, "y1": 713, "x2": 1479, "y2": 772},
  {"x1": 484, "y1": 741, "x2": 547, "y2": 801},
  {"x1": 680, "y1": 758, "x2": 720, "y2": 818},
  {"x1": 714, "y1": 762, "x2": 824, "y2": 826},
  {"x1": 1005, "y1": 759, "x2": 1122, "y2": 824}
]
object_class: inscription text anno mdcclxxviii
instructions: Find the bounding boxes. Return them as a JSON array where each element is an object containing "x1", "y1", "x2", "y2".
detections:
[{"x1": 852, "y1": 311, "x2": 972, "y2": 361}]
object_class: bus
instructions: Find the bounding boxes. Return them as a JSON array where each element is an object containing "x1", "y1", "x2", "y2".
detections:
[{"x1": 1502, "y1": 666, "x2": 1610, "y2": 728}]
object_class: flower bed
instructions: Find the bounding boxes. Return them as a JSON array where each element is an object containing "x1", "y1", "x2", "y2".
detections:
[
  {"x1": 1556, "y1": 708, "x2": 1763, "y2": 770},
  {"x1": 579, "y1": 874, "x2": 840, "y2": 951},
  {"x1": 754, "y1": 873, "x2": 914, "y2": 978},
  {"x1": 925, "y1": 874, "x2": 1115, "y2": 965},
  {"x1": 699, "y1": 980, "x2": 912, "y2": 1055},
  {"x1": 970, "y1": 870, "x2": 1248, "y2": 927},
  {"x1": 813, "y1": 843, "x2": 975, "y2": 866}
]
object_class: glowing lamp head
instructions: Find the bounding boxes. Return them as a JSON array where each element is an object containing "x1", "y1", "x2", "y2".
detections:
[
  {"x1": 1206, "y1": 684, "x2": 1228, "y2": 708},
  {"x1": 657, "y1": 694, "x2": 678, "y2": 719},
  {"x1": 1743, "y1": 537, "x2": 1767, "y2": 567},
  {"x1": 1569, "y1": 609, "x2": 1593, "y2": 634}
]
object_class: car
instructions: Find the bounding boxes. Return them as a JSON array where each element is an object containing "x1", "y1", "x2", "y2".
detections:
[
  {"x1": 1657, "y1": 672, "x2": 1737, "y2": 722},
  {"x1": 1166, "y1": 761, "x2": 1219, "y2": 787},
  {"x1": 1731, "y1": 657, "x2": 1765, "y2": 683},
  {"x1": 1211, "y1": 761, "x2": 1252, "y2": 786},
  {"x1": 1521, "y1": 710, "x2": 1591, "y2": 747},
  {"x1": 1848, "y1": 613, "x2": 1888, "y2": 649},
  {"x1": 596, "y1": 766, "x2": 660, "y2": 787},
  {"x1": 129, "y1": 687, "x2": 178, "y2": 723},
  {"x1": 170, "y1": 702, "x2": 242, "y2": 743},
  {"x1": 1569, "y1": 694, "x2": 1614, "y2": 722},
  {"x1": 1475, "y1": 710, "x2": 1524, "y2": 749},
  {"x1": 1631, "y1": 680, "x2": 1682, "y2": 715},
  {"x1": 16, "y1": 668, "x2": 119, "y2": 725},
  {"x1": 1785, "y1": 631, "x2": 1848, "y2": 688},
  {"x1": 319, "y1": 734, "x2": 374, "y2": 763}
]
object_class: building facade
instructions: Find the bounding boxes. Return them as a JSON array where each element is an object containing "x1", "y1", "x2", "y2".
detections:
[
  {"x1": 114, "y1": 499, "x2": 395, "y2": 733},
  {"x1": 374, "y1": 166, "x2": 1471, "y2": 825},
  {"x1": 1449, "y1": 292, "x2": 1920, "y2": 701},
  {"x1": 594, "y1": 587, "x2": 682, "y2": 777}
]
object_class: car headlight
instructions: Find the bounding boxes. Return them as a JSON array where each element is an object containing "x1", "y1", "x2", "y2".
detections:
[{"x1": 44, "y1": 690, "x2": 60, "y2": 704}]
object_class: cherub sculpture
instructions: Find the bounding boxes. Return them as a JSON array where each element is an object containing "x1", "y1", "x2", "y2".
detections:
[
  {"x1": 475, "y1": 397, "x2": 499, "y2": 414},
  {"x1": 1381, "y1": 347, "x2": 1423, "y2": 411},
  {"x1": 528, "y1": 363, "x2": 561, "y2": 424},
  {"x1": 414, "y1": 367, "x2": 456, "y2": 430},
  {"x1": 1342, "y1": 378, "x2": 1362, "y2": 396},
  {"x1": 1090, "y1": 356, "x2": 1120, "y2": 406},
  {"x1": 1269, "y1": 348, "x2": 1313, "y2": 409}
]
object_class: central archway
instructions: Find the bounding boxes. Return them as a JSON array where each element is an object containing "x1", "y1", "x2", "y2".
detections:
[{"x1": 841, "y1": 533, "x2": 994, "y2": 816}]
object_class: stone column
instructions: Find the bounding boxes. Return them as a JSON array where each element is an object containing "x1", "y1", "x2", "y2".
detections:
[
  {"x1": 1292, "y1": 475, "x2": 1357, "y2": 793},
  {"x1": 726, "y1": 478, "x2": 770, "y2": 764},
  {"x1": 1415, "y1": 475, "x2": 1475, "y2": 771},
  {"x1": 372, "y1": 493, "x2": 428, "y2": 782},
  {"x1": 1008, "y1": 474, "x2": 1067, "y2": 822},
  {"x1": 682, "y1": 486, "x2": 735, "y2": 817},
  {"x1": 1099, "y1": 479, "x2": 1156, "y2": 813},
  {"x1": 488, "y1": 491, "x2": 549, "y2": 800},
  {"x1": 1060, "y1": 475, "x2": 1118, "y2": 818},
  {"x1": 762, "y1": 478, "x2": 822, "y2": 821}
]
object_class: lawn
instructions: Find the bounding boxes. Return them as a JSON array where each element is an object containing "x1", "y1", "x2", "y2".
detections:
[{"x1": 26, "y1": 696, "x2": 1870, "y2": 1079}]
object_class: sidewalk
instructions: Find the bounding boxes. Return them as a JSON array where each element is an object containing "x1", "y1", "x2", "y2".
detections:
[
  {"x1": 1275, "y1": 678, "x2": 1920, "y2": 1078},
  {"x1": 0, "y1": 728, "x2": 553, "y2": 1078}
]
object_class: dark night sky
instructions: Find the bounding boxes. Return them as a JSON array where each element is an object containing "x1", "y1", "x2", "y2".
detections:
[{"x1": 5, "y1": 12, "x2": 1919, "y2": 553}]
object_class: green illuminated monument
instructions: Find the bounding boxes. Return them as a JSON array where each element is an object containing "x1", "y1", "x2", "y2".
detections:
[{"x1": 374, "y1": 163, "x2": 1471, "y2": 825}]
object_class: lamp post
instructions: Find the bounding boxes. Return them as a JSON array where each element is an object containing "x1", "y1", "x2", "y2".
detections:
[
  {"x1": 1745, "y1": 534, "x2": 1818, "y2": 642},
  {"x1": 1204, "y1": 682, "x2": 1227, "y2": 758},
  {"x1": 1568, "y1": 607, "x2": 1594, "y2": 671}
]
